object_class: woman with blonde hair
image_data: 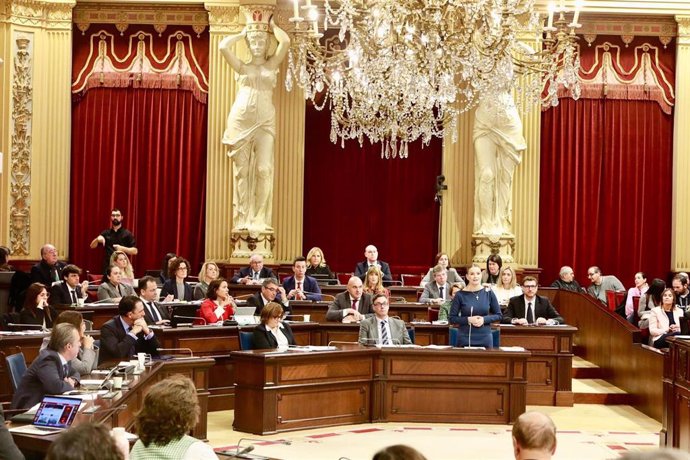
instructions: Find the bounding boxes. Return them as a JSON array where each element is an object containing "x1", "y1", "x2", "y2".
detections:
[
  {"x1": 364, "y1": 265, "x2": 390, "y2": 298},
  {"x1": 109, "y1": 250, "x2": 134, "y2": 285},
  {"x1": 492, "y1": 266, "x2": 523, "y2": 310},
  {"x1": 194, "y1": 261, "x2": 220, "y2": 300},
  {"x1": 130, "y1": 376, "x2": 216, "y2": 459},
  {"x1": 305, "y1": 246, "x2": 334, "y2": 280}
]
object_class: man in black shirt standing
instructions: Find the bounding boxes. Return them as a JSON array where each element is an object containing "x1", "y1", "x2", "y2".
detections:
[{"x1": 90, "y1": 208, "x2": 137, "y2": 273}]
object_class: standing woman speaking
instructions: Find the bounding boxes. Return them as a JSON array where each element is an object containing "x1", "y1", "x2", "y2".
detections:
[{"x1": 450, "y1": 264, "x2": 502, "y2": 348}]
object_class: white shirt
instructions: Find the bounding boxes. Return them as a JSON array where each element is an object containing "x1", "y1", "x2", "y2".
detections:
[{"x1": 269, "y1": 324, "x2": 289, "y2": 348}]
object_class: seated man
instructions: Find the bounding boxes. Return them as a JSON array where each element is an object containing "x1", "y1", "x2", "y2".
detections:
[
  {"x1": 586, "y1": 266, "x2": 624, "y2": 305},
  {"x1": 282, "y1": 256, "x2": 322, "y2": 302},
  {"x1": 231, "y1": 254, "x2": 276, "y2": 285},
  {"x1": 99, "y1": 296, "x2": 159, "y2": 364},
  {"x1": 358, "y1": 294, "x2": 412, "y2": 345},
  {"x1": 326, "y1": 276, "x2": 374, "y2": 322},
  {"x1": 549, "y1": 266, "x2": 582, "y2": 292},
  {"x1": 49, "y1": 264, "x2": 89, "y2": 306},
  {"x1": 138, "y1": 276, "x2": 170, "y2": 325},
  {"x1": 354, "y1": 245, "x2": 393, "y2": 284},
  {"x1": 11, "y1": 323, "x2": 81, "y2": 410},
  {"x1": 503, "y1": 276, "x2": 564, "y2": 325},
  {"x1": 246, "y1": 278, "x2": 291, "y2": 316},
  {"x1": 419, "y1": 265, "x2": 452, "y2": 305},
  {"x1": 512, "y1": 411, "x2": 558, "y2": 460},
  {"x1": 30, "y1": 243, "x2": 65, "y2": 286}
]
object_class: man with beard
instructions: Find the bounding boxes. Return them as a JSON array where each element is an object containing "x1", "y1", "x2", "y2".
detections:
[{"x1": 90, "y1": 208, "x2": 137, "y2": 274}]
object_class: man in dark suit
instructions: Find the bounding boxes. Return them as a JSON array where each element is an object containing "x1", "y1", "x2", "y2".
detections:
[
  {"x1": 231, "y1": 254, "x2": 276, "y2": 284},
  {"x1": 49, "y1": 264, "x2": 89, "y2": 306},
  {"x1": 99, "y1": 296, "x2": 159, "y2": 364},
  {"x1": 138, "y1": 276, "x2": 170, "y2": 325},
  {"x1": 246, "y1": 278, "x2": 291, "y2": 316},
  {"x1": 326, "y1": 276, "x2": 374, "y2": 322},
  {"x1": 354, "y1": 245, "x2": 393, "y2": 284},
  {"x1": 30, "y1": 243, "x2": 66, "y2": 286},
  {"x1": 503, "y1": 276, "x2": 564, "y2": 325},
  {"x1": 282, "y1": 256, "x2": 322, "y2": 301},
  {"x1": 11, "y1": 323, "x2": 81, "y2": 410}
]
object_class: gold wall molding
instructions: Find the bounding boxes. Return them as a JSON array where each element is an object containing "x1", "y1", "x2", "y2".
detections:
[
  {"x1": 205, "y1": 3, "x2": 240, "y2": 33},
  {"x1": 1, "y1": 0, "x2": 75, "y2": 30},
  {"x1": 9, "y1": 34, "x2": 33, "y2": 256}
]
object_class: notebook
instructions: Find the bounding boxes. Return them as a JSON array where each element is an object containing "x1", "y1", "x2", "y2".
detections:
[{"x1": 9, "y1": 395, "x2": 82, "y2": 435}]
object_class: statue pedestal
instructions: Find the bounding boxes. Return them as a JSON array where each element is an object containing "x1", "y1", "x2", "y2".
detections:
[
  {"x1": 471, "y1": 233, "x2": 515, "y2": 264},
  {"x1": 231, "y1": 230, "x2": 275, "y2": 259}
]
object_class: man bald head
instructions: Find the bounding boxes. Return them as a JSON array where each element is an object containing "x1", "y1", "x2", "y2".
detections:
[{"x1": 512, "y1": 411, "x2": 557, "y2": 460}]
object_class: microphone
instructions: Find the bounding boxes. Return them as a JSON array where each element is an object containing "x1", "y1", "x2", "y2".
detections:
[
  {"x1": 174, "y1": 315, "x2": 206, "y2": 327},
  {"x1": 86, "y1": 298, "x2": 118, "y2": 305},
  {"x1": 215, "y1": 438, "x2": 291, "y2": 458},
  {"x1": 156, "y1": 347, "x2": 194, "y2": 357},
  {"x1": 236, "y1": 446, "x2": 254, "y2": 457},
  {"x1": 327, "y1": 340, "x2": 359, "y2": 347},
  {"x1": 85, "y1": 403, "x2": 128, "y2": 421},
  {"x1": 468, "y1": 306, "x2": 473, "y2": 347}
]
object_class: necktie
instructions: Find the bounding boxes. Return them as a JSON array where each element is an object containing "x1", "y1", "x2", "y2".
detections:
[
  {"x1": 352, "y1": 299, "x2": 357, "y2": 312},
  {"x1": 380, "y1": 320, "x2": 389, "y2": 345},
  {"x1": 149, "y1": 302, "x2": 161, "y2": 322},
  {"x1": 527, "y1": 302, "x2": 534, "y2": 324},
  {"x1": 62, "y1": 364, "x2": 69, "y2": 377},
  {"x1": 70, "y1": 290, "x2": 78, "y2": 304},
  {"x1": 117, "y1": 284, "x2": 122, "y2": 296},
  {"x1": 253, "y1": 271, "x2": 259, "y2": 281},
  {"x1": 297, "y1": 281, "x2": 302, "y2": 291},
  {"x1": 439, "y1": 286, "x2": 444, "y2": 300}
]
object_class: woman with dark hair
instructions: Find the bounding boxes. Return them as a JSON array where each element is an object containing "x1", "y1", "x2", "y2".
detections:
[
  {"x1": 0, "y1": 246, "x2": 14, "y2": 272},
  {"x1": 648, "y1": 288, "x2": 683, "y2": 349},
  {"x1": 198, "y1": 278, "x2": 236, "y2": 325},
  {"x1": 159, "y1": 252, "x2": 177, "y2": 284},
  {"x1": 97, "y1": 265, "x2": 135, "y2": 301},
  {"x1": 625, "y1": 271, "x2": 648, "y2": 321},
  {"x1": 420, "y1": 252, "x2": 463, "y2": 286},
  {"x1": 481, "y1": 254, "x2": 502, "y2": 285},
  {"x1": 373, "y1": 445, "x2": 428, "y2": 460},
  {"x1": 130, "y1": 376, "x2": 216, "y2": 459},
  {"x1": 160, "y1": 257, "x2": 193, "y2": 301},
  {"x1": 252, "y1": 302, "x2": 296, "y2": 349},
  {"x1": 450, "y1": 264, "x2": 502, "y2": 348},
  {"x1": 47, "y1": 423, "x2": 127, "y2": 460},
  {"x1": 39, "y1": 310, "x2": 97, "y2": 375},
  {"x1": 638, "y1": 278, "x2": 666, "y2": 329},
  {"x1": 19, "y1": 282, "x2": 56, "y2": 328}
]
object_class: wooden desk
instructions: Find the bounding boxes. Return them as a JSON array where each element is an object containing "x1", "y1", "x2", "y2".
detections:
[
  {"x1": 9, "y1": 357, "x2": 213, "y2": 455},
  {"x1": 662, "y1": 337, "x2": 690, "y2": 451},
  {"x1": 232, "y1": 346, "x2": 529, "y2": 434},
  {"x1": 288, "y1": 301, "x2": 431, "y2": 323},
  {"x1": 230, "y1": 284, "x2": 422, "y2": 303}
]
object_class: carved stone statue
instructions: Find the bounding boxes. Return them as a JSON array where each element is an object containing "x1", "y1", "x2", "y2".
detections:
[
  {"x1": 472, "y1": 56, "x2": 527, "y2": 237},
  {"x1": 220, "y1": 9, "x2": 290, "y2": 234}
]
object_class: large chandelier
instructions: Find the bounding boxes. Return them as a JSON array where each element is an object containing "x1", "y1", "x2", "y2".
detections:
[{"x1": 285, "y1": 0, "x2": 583, "y2": 158}]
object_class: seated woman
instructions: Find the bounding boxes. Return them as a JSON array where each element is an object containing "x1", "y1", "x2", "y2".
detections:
[
  {"x1": 109, "y1": 250, "x2": 135, "y2": 285},
  {"x1": 438, "y1": 282, "x2": 464, "y2": 322},
  {"x1": 252, "y1": 302, "x2": 297, "y2": 349},
  {"x1": 130, "y1": 376, "x2": 216, "y2": 459},
  {"x1": 450, "y1": 264, "x2": 502, "y2": 348},
  {"x1": 40, "y1": 310, "x2": 97, "y2": 375},
  {"x1": 19, "y1": 282, "x2": 57, "y2": 329},
  {"x1": 625, "y1": 271, "x2": 648, "y2": 321},
  {"x1": 363, "y1": 265, "x2": 390, "y2": 298},
  {"x1": 0, "y1": 245, "x2": 14, "y2": 271},
  {"x1": 492, "y1": 266, "x2": 523, "y2": 312},
  {"x1": 194, "y1": 261, "x2": 219, "y2": 300},
  {"x1": 305, "y1": 246, "x2": 335, "y2": 281},
  {"x1": 158, "y1": 252, "x2": 177, "y2": 285},
  {"x1": 198, "y1": 278, "x2": 236, "y2": 325},
  {"x1": 649, "y1": 288, "x2": 684, "y2": 349},
  {"x1": 638, "y1": 278, "x2": 665, "y2": 329},
  {"x1": 160, "y1": 257, "x2": 193, "y2": 301},
  {"x1": 480, "y1": 254, "x2": 502, "y2": 285},
  {"x1": 97, "y1": 265, "x2": 135, "y2": 302},
  {"x1": 420, "y1": 252, "x2": 463, "y2": 286}
]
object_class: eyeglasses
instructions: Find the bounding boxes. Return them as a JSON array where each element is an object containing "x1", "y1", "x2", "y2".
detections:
[
  {"x1": 523, "y1": 285, "x2": 537, "y2": 290},
  {"x1": 587, "y1": 272, "x2": 596, "y2": 277},
  {"x1": 264, "y1": 287, "x2": 278, "y2": 292},
  {"x1": 178, "y1": 266, "x2": 188, "y2": 271},
  {"x1": 374, "y1": 302, "x2": 389, "y2": 307}
]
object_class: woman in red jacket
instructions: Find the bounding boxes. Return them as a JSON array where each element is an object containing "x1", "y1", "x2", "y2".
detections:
[{"x1": 198, "y1": 278, "x2": 236, "y2": 325}]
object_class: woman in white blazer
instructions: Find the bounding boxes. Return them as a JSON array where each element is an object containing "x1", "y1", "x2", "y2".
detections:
[{"x1": 648, "y1": 288, "x2": 684, "y2": 348}]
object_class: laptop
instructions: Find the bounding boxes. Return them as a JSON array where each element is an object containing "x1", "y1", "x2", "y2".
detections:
[
  {"x1": 234, "y1": 306, "x2": 258, "y2": 326},
  {"x1": 9, "y1": 395, "x2": 82, "y2": 435}
]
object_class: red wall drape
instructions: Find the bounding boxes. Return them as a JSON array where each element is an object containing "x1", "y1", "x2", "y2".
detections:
[
  {"x1": 539, "y1": 98, "x2": 673, "y2": 287},
  {"x1": 70, "y1": 87, "x2": 208, "y2": 276},
  {"x1": 303, "y1": 104, "x2": 442, "y2": 275}
]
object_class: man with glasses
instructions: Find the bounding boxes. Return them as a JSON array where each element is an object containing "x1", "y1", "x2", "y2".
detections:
[
  {"x1": 503, "y1": 276, "x2": 564, "y2": 325},
  {"x1": 89, "y1": 208, "x2": 137, "y2": 274},
  {"x1": 246, "y1": 278, "x2": 290, "y2": 316},
  {"x1": 358, "y1": 294, "x2": 412, "y2": 345},
  {"x1": 231, "y1": 253, "x2": 276, "y2": 285},
  {"x1": 585, "y1": 266, "x2": 624, "y2": 305}
]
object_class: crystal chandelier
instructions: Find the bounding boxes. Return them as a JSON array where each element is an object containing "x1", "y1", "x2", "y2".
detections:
[{"x1": 285, "y1": 0, "x2": 583, "y2": 158}]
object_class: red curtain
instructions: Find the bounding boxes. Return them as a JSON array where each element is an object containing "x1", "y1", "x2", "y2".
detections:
[
  {"x1": 303, "y1": 104, "x2": 442, "y2": 275},
  {"x1": 70, "y1": 87, "x2": 208, "y2": 276},
  {"x1": 539, "y1": 98, "x2": 673, "y2": 287}
]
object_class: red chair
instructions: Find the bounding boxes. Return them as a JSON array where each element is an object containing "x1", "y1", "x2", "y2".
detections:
[
  {"x1": 337, "y1": 273, "x2": 354, "y2": 285},
  {"x1": 427, "y1": 307, "x2": 439, "y2": 322},
  {"x1": 605, "y1": 290, "x2": 617, "y2": 311},
  {"x1": 401, "y1": 274, "x2": 423, "y2": 287}
]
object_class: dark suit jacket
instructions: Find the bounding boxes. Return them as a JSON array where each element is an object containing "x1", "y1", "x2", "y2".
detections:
[
  {"x1": 326, "y1": 291, "x2": 374, "y2": 322},
  {"x1": 159, "y1": 279, "x2": 193, "y2": 301},
  {"x1": 502, "y1": 295, "x2": 564, "y2": 324},
  {"x1": 0, "y1": 410, "x2": 24, "y2": 459},
  {"x1": 49, "y1": 281, "x2": 84, "y2": 306},
  {"x1": 246, "y1": 292, "x2": 291, "y2": 316},
  {"x1": 231, "y1": 266, "x2": 276, "y2": 284},
  {"x1": 354, "y1": 261, "x2": 393, "y2": 283},
  {"x1": 282, "y1": 276, "x2": 322, "y2": 301},
  {"x1": 99, "y1": 316, "x2": 160, "y2": 364},
  {"x1": 141, "y1": 299, "x2": 170, "y2": 325},
  {"x1": 30, "y1": 260, "x2": 65, "y2": 287},
  {"x1": 19, "y1": 305, "x2": 57, "y2": 328},
  {"x1": 252, "y1": 322, "x2": 297, "y2": 349},
  {"x1": 11, "y1": 349, "x2": 79, "y2": 410}
]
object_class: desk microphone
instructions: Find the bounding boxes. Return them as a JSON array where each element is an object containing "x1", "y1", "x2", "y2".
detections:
[
  {"x1": 157, "y1": 347, "x2": 194, "y2": 357},
  {"x1": 86, "y1": 298, "x2": 117, "y2": 305},
  {"x1": 174, "y1": 315, "x2": 205, "y2": 326},
  {"x1": 216, "y1": 437, "x2": 290, "y2": 458},
  {"x1": 327, "y1": 340, "x2": 359, "y2": 347},
  {"x1": 468, "y1": 306, "x2": 473, "y2": 347}
]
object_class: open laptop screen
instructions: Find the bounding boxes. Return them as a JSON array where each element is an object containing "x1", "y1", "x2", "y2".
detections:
[{"x1": 33, "y1": 396, "x2": 81, "y2": 429}]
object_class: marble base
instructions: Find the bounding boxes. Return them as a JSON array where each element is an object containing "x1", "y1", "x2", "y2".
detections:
[
  {"x1": 471, "y1": 233, "x2": 515, "y2": 264},
  {"x1": 231, "y1": 230, "x2": 275, "y2": 258}
]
